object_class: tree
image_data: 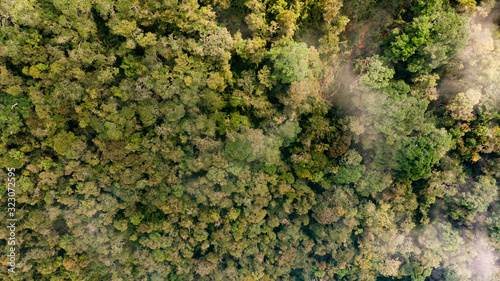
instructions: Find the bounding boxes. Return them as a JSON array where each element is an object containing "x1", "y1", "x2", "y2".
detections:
[
  {"x1": 334, "y1": 163, "x2": 366, "y2": 185},
  {"x1": 52, "y1": 131, "x2": 87, "y2": 160},
  {"x1": 266, "y1": 40, "x2": 310, "y2": 83},
  {"x1": 447, "y1": 88, "x2": 482, "y2": 121},
  {"x1": 387, "y1": 0, "x2": 469, "y2": 74},
  {"x1": 225, "y1": 136, "x2": 253, "y2": 162},
  {"x1": 393, "y1": 127, "x2": 452, "y2": 181},
  {"x1": 200, "y1": 27, "x2": 234, "y2": 62},
  {"x1": 455, "y1": 175, "x2": 497, "y2": 214}
]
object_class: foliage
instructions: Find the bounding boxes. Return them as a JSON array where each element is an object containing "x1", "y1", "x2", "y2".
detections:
[
  {"x1": 266, "y1": 40, "x2": 310, "y2": 83},
  {"x1": 0, "y1": 0, "x2": 499, "y2": 280}
]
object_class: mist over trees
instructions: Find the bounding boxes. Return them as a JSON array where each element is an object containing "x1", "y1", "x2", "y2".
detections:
[{"x1": 0, "y1": 0, "x2": 500, "y2": 280}]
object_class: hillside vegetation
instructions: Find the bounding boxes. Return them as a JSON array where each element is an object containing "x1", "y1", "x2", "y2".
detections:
[{"x1": 1, "y1": 0, "x2": 500, "y2": 280}]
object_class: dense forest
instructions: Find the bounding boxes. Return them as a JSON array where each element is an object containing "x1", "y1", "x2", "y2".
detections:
[{"x1": 0, "y1": 0, "x2": 500, "y2": 280}]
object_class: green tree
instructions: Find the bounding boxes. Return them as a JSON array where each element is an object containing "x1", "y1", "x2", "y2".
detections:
[
  {"x1": 393, "y1": 128, "x2": 452, "y2": 181},
  {"x1": 266, "y1": 40, "x2": 310, "y2": 83}
]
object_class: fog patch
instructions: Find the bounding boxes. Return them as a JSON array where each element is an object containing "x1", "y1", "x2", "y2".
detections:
[{"x1": 469, "y1": 233, "x2": 500, "y2": 280}]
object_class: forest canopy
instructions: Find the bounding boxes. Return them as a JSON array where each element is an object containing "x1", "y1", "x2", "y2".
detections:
[{"x1": 1, "y1": 0, "x2": 500, "y2": 280}]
